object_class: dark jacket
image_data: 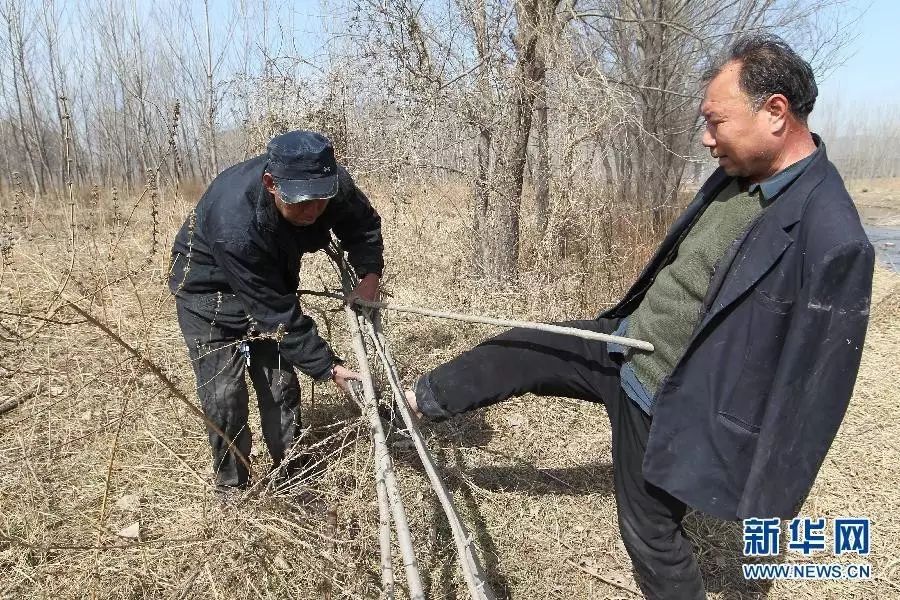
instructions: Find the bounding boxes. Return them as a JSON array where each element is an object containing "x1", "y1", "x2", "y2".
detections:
[
  {"x1": 169, "y1": 155, "x2": 383, "y2": 380},
  {"x1": 601, "y1": 138, "x2": 874, "y2": 520}
]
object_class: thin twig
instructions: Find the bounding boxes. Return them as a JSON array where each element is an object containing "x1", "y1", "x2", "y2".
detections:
[
  {"x1": 565, "y1": 558, "x2": 642, "y2": 596},
  {"x1": 0, "y1": 380, "x2": 42, "y2": 417},
  {"x1": 65, "y1": 300, "x2": 254, "y2": 477},
  {"x1": 0, "y1": 309, "x2": 85, "y2": 325},
  {"x1": 92, "y1": 372, "x2": 134, "y2": 599},
  {"x1": 145, "y1": 428, "x2": 209, "y2": 487}
]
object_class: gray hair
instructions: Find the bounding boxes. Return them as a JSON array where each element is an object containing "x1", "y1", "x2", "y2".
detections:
[{"x1": 703, "y1": 34, "x2": 818, "y2": 122}]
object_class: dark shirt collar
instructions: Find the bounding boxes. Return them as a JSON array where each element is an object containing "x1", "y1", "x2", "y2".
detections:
[{"x1": 745, "y1": 144, "x2": 821, "y2": 205}]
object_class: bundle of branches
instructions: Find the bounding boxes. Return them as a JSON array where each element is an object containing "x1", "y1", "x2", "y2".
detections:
[{"x1": 327, "y1": 242, "x2": 495, "y2": 600}]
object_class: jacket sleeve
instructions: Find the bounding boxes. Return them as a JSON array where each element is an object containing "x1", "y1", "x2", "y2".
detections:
[
  {"x1": 738, "y1": 239, "x2": 874, "y2": 518},
  {"x1": 331, "y1": 173, "x2": 384, "y2": 278},
  {"x1": 211, "y1": 237, "x2": 337, "y2": 380}
]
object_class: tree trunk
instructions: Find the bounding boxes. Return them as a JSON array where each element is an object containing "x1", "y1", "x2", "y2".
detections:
[
  {"x1": 472, "y1": 128, "x2": 491, "y2": 277},
  {"x1": 469, "y1": 0, "x2": 492, "y2": 278},
  {"x1": 6, "y1": 7, "x2": 40, "y2": 193},
  {"x1": 480, "y1": 0, "x2": 555, "y2": 283},
  {"x1": 533, "y1": 78, "x2": 550, "y2": 235}
]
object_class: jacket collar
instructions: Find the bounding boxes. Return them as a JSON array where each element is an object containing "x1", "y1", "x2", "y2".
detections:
[
  {"x1": 703, "y1": 134, "x2": 826, "y2": 222},
  {"x1": 254, "y1": 177, "x2": 280, "y2": 233},
  {"x1": 748, "y1": 142, "x2": 820, "y2": 205},
  {"x1": 700, "y1": 134, "x2": 828, "y2": 229}
]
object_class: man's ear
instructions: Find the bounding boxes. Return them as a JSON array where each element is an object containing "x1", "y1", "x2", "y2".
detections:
[
  {"x1": 764, "y1": 93, "x2": 790, "y2": 133},
  {"x1": 262, "y1": 172, "x2": 278, "y2": 194}
]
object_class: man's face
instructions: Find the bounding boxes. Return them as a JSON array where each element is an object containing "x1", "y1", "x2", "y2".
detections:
[
  {"x1": 700, "y1": 61, "x2": 780, "y2": 183},
  {"x1": 274, "y1": 194, "x2": 329, "y2": 226},
  {"x1": 263, "y1": 173, "x2": 330, "y2": 226}
]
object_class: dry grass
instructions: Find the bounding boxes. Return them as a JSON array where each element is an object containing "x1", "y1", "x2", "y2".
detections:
[{"x1": 0, "y1": 175, "x2": 897, "y2": 599}]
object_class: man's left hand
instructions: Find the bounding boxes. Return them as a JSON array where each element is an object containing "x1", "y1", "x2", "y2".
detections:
[{"x1": 347, "y1": 273, "x2": 380, "y2": 306}]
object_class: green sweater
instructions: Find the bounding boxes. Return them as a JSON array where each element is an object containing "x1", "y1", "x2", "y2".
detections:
[{"x1": 627, "y1": 181, "x2": 766, "y2": 397}]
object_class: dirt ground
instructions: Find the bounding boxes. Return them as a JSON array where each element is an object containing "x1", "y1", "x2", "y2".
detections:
[
  {"x1": 0, "y1": 177, "x2": 898, "y2": 599},
  {"x1": 847, "y1": 177, "x2": 900, "y2": 228}
]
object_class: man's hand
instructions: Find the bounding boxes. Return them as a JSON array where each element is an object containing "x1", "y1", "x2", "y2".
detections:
[
  {"x1": 346, "y1": 273, "x2": 380, "y2": 306},
  {"x1": 331, "y1": 364, "x2": 361, "y2": 394}
]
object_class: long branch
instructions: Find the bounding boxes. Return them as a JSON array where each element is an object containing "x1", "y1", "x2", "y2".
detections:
[
  {"x1": 344, "y1": 305, "x2": 424, "y2": 599},
  {"x1": 363, "y1": 310, "x2": 496, "y2": 600},
  {"x1": 300, "y1": 291, "x2": 653, "y2": 352},
  {"x1": 374, "y1": 464, "x2": 396, "y2": 599},
  {"x1": 346, "y1": 375, "x2": 396, "y2": 599}
]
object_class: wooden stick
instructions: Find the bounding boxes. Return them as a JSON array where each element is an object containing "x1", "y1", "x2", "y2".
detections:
[
  {"x1": 345, "y1": 386, "x2": 396, "y2": 600},
  {"x1": 356, "y1": 299, "x2": 653, "y2": 352},
  {"x1": 374, "y1": 466, "x2": 396, "y2": 600},
  {"x1": 363, "y1": 311, "x2": 496, "y2": 600},
  {"x1": 324, "y1": 248, "x2": 395, "y2": 597},
  {"x1": 344, "y1": 306, "x2": 424, "y2": 599},
  {"x1": 299, "y1": 290, "x2": 653, "y2": 352},
  {"x1": 338, "y1": 385, "x2": 394, "y2": 598}
]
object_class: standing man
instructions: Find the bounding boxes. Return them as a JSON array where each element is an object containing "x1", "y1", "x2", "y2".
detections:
[
  {"x1": 406, "y1": 36, "x2": 874, "y2": 598},
  {"x1": 169, "y1": 130, "x2": 383, "y2": 495}
]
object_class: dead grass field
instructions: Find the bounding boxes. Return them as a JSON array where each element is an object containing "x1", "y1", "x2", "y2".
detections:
[{"x1": 0, "y1": 177, "x2": 897, "y2": 599}]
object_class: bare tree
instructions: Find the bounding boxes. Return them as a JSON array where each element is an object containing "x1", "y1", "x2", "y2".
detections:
[
  {"x1": 0, "y1": 0, "x2": 861, "y2": 218},
  {"x1": 569, "y1": 0, "x2": 856, "y2": 225},
  {"x1": 351, "y1": 0, "x2": 565, "y2": 282}
]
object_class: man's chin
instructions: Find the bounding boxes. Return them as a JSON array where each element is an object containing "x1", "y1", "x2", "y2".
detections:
[{"x1": 719, "y1": 161, "x2": 742, "y2": 177}]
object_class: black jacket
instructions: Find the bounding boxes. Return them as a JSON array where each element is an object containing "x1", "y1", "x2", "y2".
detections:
[
  {"x1": 602, "y1": 138, "x2": 874, "y2": 520},
  {"x1": 169, "y1": 155, "x2": 383, "y2": 380}
]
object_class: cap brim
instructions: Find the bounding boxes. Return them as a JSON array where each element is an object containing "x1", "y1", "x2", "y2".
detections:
[{"x1": 275, "y1": 175, "x2": 338, "y2": 203}]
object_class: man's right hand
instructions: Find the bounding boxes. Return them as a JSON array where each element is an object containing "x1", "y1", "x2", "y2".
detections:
[{"x1": 331, "y1": 364, "x2": 361, "y2": 394}]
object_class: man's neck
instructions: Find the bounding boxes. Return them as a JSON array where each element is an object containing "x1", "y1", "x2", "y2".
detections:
[
  {"x1": 768, "y1": 129, "x2": 817, "y2": 178},
  {"x1": 744, "y1": 130, "x2": 816, "y2": 187}
]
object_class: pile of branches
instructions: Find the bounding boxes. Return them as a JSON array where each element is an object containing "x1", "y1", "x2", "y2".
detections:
[{"x1": 328, "y1": 243, "x2": 495, "y2": 600}]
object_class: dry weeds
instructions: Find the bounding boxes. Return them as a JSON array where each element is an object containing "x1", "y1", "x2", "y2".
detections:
[{"x1": 0, "y1": 175, "x2": 897, "y2": 599}]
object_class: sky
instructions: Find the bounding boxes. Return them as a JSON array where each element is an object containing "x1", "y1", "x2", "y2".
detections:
[{"x1": 812, "y1": 0, "x2": 900, "y2": 123}]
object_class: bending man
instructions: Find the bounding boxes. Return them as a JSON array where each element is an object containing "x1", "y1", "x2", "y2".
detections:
[{"x1": 170, "y1": 130, "x2": 383, "y2": 495}]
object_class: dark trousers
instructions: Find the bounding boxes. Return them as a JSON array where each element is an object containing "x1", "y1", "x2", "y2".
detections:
[
  {"x1": 175, "y1": 293, "x2": 301, "y2": 488},
  {"x1": 414, "y1": 318, "x2": 706, "y2": 600}
]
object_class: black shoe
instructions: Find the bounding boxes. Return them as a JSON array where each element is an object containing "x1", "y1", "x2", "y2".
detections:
[{"x1": 271, "y1": 452, "x2": 318, "y2": 492}]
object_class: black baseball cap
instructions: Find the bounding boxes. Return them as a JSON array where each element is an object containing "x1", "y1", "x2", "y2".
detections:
[{"x1": 266, "y1": 130, "x2": 338, "y2": 203}]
